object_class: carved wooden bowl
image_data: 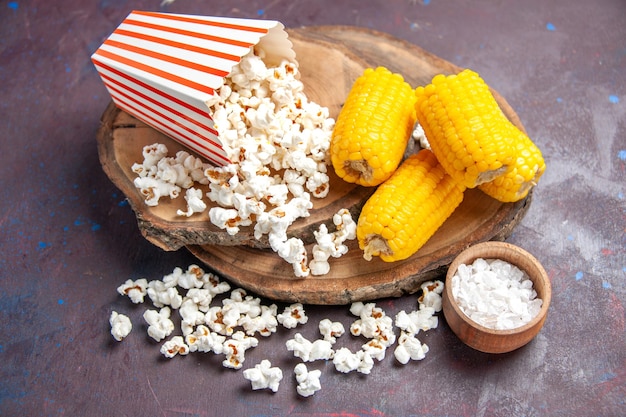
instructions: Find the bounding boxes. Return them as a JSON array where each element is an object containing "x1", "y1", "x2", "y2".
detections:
[{"x1": 442, "y1": 241, "x2": 552, "y2": 353}]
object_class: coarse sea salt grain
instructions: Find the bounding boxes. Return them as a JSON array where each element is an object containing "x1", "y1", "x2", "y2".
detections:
[{"x1": 451, "y1": 258, "x2": 543, "y2": 330}]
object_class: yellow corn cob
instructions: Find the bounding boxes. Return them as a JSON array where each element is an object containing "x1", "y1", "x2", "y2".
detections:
[
  {"x1": 330, "y1": 67, "x2": 416, "y2": 187},
  {"x1": 478, "y1": 129, "x2": 546, "y2": 202},
  {"x1": 414, "y1": 69, "x2": 520, "y2": 189},
  {"x1": 357, "y1": 149, "x2": 465, "y2": 262}
]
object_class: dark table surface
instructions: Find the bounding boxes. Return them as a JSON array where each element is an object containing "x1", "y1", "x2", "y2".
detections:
[{"x1": 2, "y1": 0, "x2": 625, "y2": 416}]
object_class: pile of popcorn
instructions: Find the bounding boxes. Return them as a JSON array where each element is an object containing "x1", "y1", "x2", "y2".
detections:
[
  {"x1": 110, "y1": 264, "x2": 444, "y2": 396},
  {"x1": 130, "y1": 47, "x2": 355, "y2": 277}
]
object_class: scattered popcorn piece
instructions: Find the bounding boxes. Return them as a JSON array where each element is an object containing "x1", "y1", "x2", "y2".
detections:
[
  {"x1": 179, "y1": 298, "x2": 206, "y2": 335},
  {"x1": 309, "y1": 209, "x2": 356, "y2": 275},
  {"x1": 309, "y1": 225, "x2": 337, "y2": 276},
  {"x1": 393, "y1": 280, "x2": 444, "y2": 337},
  {"x1": 418, "y1": 280, "x2": 444, "y2": 312},
  {"x1": 273, "y1": 236, "x2": 310, "y2": 278},
  {"x1": 206, "y1": 306, "x2": 237, "y2": 336},
  {"x1": 332, "y1": 347, "x2": 373, "y2": 374},
  {"x1": 116, "y1": 278, "x2": 148, "y2": 304},
  {"x1": 156, "y1": 154, "x2": 192, "y2": 188},
  {"x1": 347, "y1": 302, "x2": 396, "y2": 368},
  {"x1": 146, "y1": 280, "x2": 183, "y2": 309},
  {"x1": 176, "y1": 187, "x2": 207, "y2": 217},
  {"x1": 225, "y1": 288, "x2": 262, "y2": 318},
  {"x1": 294, "y1": 363, "x2": 322, "y2": 397},
  {"x1": 233, "y1": 193, "x2": 266, "y2": 221},
  {"x1": 318, "y1": 319, "x2": 345, "y2": 344},
  {"x1": 203, "y1": 272, "x2": 232, "y2": 296},
  {"x1": 394, "y1": 309, "x2": 438, "y2": 336},
  {"x1": 266, "y1": 183, "x2": 290, "y2": 206},
  {"x1": 332, "y1": 208, "x2": 357, "y2": 242},
  {"x1": 349, "y1": 301, "x2": 371, "y2": 318},
  {"x1": 257, "y1": 196, "x2": 313, "y2": 277},
  {"x1": 143, "y1": 307, "x2": 175, "y2": 342},
  {"x1": 205, "y1": 165, "x2": 240, "y2": 207},
  {"x1": 283, "y1": 169, "x2": 306, "y2": 197},
  {"x1": 162, "y1": 266, "x2": 183, "y2": 288},
  {"x1": 185, "y1": 288, "x2": 214, "y2": 313},
  {"x1": 286, "y1": 333, "x2": 313, "y2": 360},
  {"x1": 308, "y1": 248, "x2": 331, "y2": 276},
  {"x1": 185, "y1": 325, "x2": 226, "y2": 354},
  {"x1": 209, "y1": 207, "x2": 247, "y2": 236},
  {"x1": 421, "y1": 279, "x2": 444, "y2": 295},
  {"x1": 109, "y1": 311, "x2": 132, "y2": 341},
  {"x1": 361, "y1": 338, "x2": 388, "y2": 362},
  {"x1": 160, "y1": 336, "x2": 189, "y2": 358},
  {"x1": 133, "y1": 176, "x2": 181, "y2": 206},
  {"x1": 138, "y1": 143, "x2": 169, "y2": 170},
  {"x1": 309, "y1": 209, "x2": 357, "y2": 276},
  {"x1": 305, "y1": 171, "x2": 330, "y2": 198},
  {"x1": 243, "y1": 360, "x2": 283, "y2": 393},
  {"x1": 239, "y1": 304, "x2": 279, "y2": 337},
  {"x1": 177, "y1": 150, "x2": 211, "y2": 184},
  {"x1": 285, "y1": 333, "x2": 334, "y2": 362},
  {"x1": 132, "y1": 144, "x2": 211, "y2": 206},
  {"x1": 308, "y1": 339, "x2": 334, "y2": 361},
  {"x1": 177, "y1": 264, "x2": 207, "y2": 290},
  {"x1": 393, "y1": 331, "x2": 429, "y2": 364},
  {"x1": 356, "y1": 350, "x2": 375, "y2": 374},
  {"x1": 277, "y1": 303, "x2": 308, "y2": 328},
  {"x1": 206, "y1": 289, "x2": 264, "y2": 337},
  {"x1": 349, "y1": 302, "x2": 396, "y2": 347},
  {"x1": 412, "y1": 122, "x2": 430, "y2": 150},
  {"x1": 222, "y1": 331, "x2": 259, "y2": 369}
]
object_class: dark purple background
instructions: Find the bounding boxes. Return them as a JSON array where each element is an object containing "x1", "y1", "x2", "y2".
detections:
[{"x1": 1, "y1": 0, "x2": 624, "y2": 416}]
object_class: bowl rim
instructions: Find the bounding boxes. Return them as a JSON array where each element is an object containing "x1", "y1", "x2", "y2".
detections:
[{"x1": 444, "y1": 241, "x2": 552, "y2": 336}]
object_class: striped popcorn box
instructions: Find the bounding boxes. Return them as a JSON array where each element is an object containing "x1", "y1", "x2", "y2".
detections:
[{"x1": 92, "y1": 10, "x2": 295, "y2": 166}]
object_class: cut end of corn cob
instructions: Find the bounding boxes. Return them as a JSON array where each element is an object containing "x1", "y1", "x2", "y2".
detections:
[
  {"x1": 331, "y1": 66, "x2": 416, "y2": 187},
  {"x1": 478, "y1": 129, "x2": 546, "y2": 202},
  {"x1": 343, "y1": 159, "x2": 375, "y2": 185},
  {"x1": 362, "y1": 235, "x2": 393, "y2": 261},
  {"x1": 357, "y1": 149, "x2": 465, "y2": 262},
  {"x1": 414, "y1": 69, "x2": 518, "y2": 189}
]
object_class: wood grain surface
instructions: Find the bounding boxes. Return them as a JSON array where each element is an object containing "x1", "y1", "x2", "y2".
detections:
[{"x1": 97, "y1": 26, "x2": 532, "y2": 304}]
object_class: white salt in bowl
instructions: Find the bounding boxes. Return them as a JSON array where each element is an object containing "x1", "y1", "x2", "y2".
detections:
[{"x1": 442, "y1": 241, "x2": 551, "y2": 354}]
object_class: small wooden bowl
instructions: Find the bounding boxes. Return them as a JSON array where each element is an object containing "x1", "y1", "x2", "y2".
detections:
[{"x1": 442, "y1": 241, "x2": 551, "y2": 353}]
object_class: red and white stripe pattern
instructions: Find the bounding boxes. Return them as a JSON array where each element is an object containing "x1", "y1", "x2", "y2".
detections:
[{"x1": 92, "y1": 11, "x2": 290, "y2": 166}]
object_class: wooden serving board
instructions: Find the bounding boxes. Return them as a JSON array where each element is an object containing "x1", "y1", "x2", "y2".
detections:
[{"x1": 97, "y1": 26, "x2": 532, "y2": 305}]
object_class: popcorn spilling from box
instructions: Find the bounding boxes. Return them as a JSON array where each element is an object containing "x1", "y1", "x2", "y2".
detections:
[
  {"x1": 92, "y1": 11, "x2": 350, "y2": 277},
  {"x1": 92, "y1": 10, "x2": 297, "y2": 165}
]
